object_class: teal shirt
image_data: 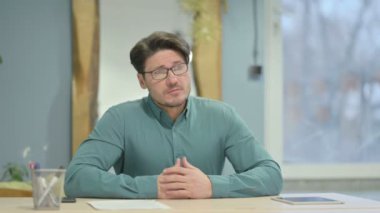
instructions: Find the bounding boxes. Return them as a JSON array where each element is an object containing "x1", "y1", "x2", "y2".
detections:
[{"x1": 64, "y1": 96, "x2": 282, "y2": 198}]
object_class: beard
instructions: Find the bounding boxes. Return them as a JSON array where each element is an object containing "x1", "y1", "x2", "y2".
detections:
[
  {"x1": 150, "y1": 87, "x2": 190, "y2": 109},
  {"x1": 162, "y1": 91, "x2": 188, "y2": 108}
]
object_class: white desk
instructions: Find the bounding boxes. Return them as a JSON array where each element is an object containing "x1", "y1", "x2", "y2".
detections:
[{"x1": 1, "y1": 193, "x2": 380, "y2": 212}]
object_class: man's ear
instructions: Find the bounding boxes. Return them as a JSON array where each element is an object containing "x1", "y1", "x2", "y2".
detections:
[{"x1": 137, "y1": 73, "x2": 147, "y2": 89}]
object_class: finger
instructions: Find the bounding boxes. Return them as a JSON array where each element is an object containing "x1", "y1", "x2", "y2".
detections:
[
  {"x1": 174, "y1": 158, "x2": 181, "y2": 167},
  {"x1": 181, "y1": 157, "x2": 195, "y2": 169},
  {"x1": 163, "y1": 166, "x2": 188, "y2": 175},
  {"x1": 160, "y1": 182, "x2": 187, "y2": 191},
  {"x1": 161, "y1": 159, "x2": 183, "y2": 174},
  {"x1": 158, "y1": 174, "x2": 187, "y2": 184}
]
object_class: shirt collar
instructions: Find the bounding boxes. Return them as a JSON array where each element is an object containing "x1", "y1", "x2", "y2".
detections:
[
  {"x1": 145, "y1": 95, "x2": 191, "y2": 126},
  {"x1": 184, "y1": 96, "x2": 191, "y2": 119},
  {"x1": 146, "y1": 95, "x2": 161, "y2": 120}
]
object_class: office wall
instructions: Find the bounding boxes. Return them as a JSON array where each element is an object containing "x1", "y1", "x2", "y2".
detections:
[
  {"x1": 0, "y1": 0, "x2": 72, "y2": 169},
  {"x1": 222, "y1": 0, "x2": 264, "y2": 143}
]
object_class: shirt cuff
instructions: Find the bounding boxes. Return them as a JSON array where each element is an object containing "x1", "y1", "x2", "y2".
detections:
[
  {"x1": 208, "y1": 175, "x2": 230, "y2": 198},
  {"x1": 134, "y1": 175, "x2": 158, "y2": 198}
]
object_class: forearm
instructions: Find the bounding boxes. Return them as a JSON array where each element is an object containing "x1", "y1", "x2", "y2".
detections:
[
  {"x1": 208, "y1": 160, "x2": 283, "y2": 198},
  {"x1": 64, "y1": 164, "x2": 158, "y2": 198}
]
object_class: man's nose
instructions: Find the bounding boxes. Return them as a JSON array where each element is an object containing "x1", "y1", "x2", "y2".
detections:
[{"x1": 166, "y1": 70, "x2": 178, "y2": 83}]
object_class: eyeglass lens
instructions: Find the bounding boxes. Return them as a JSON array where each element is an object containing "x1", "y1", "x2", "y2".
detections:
[{"x1": 152, "y1": 63, "x2": 187, "y2": 79}]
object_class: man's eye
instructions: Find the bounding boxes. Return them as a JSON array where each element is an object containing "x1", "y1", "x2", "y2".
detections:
[
  {"x1": 172, "y1": 64, "x2": 183, "y2": 71},
  {"x1": 154, "y1": 69, "x2": 167, "y2": 75}
]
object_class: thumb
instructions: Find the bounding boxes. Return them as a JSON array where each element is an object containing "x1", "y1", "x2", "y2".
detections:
[
  {"x1": 182, "y1": 157, "x2": 195, "y2": 169},
  {"x1": 174, "y1": 158, "x2": 181, "y2": 167}
]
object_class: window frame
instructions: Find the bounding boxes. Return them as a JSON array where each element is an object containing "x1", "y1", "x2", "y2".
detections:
[{"x1": 262, "y1": 0, "x2": 380, "y2": 180}]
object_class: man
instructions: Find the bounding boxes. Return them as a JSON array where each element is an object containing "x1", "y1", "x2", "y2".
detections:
[{"x1": 64, "y1": 31, "x2": 282, "y2": 199}]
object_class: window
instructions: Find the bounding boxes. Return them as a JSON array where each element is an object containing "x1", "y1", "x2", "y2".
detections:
[{"x1": 263, "y1": 0, "x2": 380, "y2": 178}]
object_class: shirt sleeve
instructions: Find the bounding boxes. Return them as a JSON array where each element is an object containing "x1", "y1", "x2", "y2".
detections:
[
  {"x1": 64, "y1": 108, "x2": 158, "y2": 198},
  {"x1": 208, "y1": 106, "x2": 283, "y2": 198}
]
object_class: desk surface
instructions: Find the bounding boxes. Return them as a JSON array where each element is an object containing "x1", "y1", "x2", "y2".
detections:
[{"x1": 1, "y1": 193, "x2": 380, "y2": 213}]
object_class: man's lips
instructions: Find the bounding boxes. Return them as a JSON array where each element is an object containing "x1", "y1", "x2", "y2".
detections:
[{"x1": 167, "y1": 88, "x2": 182, "y2": 94}]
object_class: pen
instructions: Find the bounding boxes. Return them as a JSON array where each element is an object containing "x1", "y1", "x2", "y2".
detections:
[
  {"x1": 28, "y1": 161, "x2": 40, "y2": 170},
  {"x1": 29, "y1": 162, "x2": 44, "y2": 202}
]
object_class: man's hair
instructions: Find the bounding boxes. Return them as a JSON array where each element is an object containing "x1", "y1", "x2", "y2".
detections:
[{"x1": 130, "y1": 31, "x2": 190, "y2": 74}]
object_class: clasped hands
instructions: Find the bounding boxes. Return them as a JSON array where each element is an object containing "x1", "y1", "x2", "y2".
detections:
[{"x1": 157, "y1": 157, "x2": 212, "y2": 199}]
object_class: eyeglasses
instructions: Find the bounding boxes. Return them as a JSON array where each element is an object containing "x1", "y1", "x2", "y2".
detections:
[{"x1": 144, "y1": 63, "x2": 188, "y2": 80}]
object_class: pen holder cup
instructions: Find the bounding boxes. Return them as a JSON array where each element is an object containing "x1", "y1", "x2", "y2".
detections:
[{"x1": 31, "y1": 169, "x2": 66, "y2": 210}]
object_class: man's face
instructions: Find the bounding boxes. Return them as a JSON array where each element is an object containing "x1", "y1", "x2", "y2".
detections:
[{"x1": 137, "y1": 49, "x2": 191, "y2": 109}]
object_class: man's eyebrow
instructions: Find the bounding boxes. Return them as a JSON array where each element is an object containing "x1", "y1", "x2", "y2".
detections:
[{"x1": 148, "y1": 65, "x2": 166, "y2": 71}]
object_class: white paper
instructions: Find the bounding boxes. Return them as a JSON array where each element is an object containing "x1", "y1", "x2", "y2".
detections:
[{"x1": 88, "y1": 200, "x2": 170, "y2": 210}]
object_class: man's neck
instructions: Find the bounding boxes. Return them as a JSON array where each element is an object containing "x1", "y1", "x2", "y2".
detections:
[
  {"x1": 148, "y1": 95, "x2": 188, "y2": 122},
  {"x1": 162, "y1": 104, "x2": 186, "y2": 122}
]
